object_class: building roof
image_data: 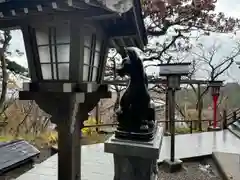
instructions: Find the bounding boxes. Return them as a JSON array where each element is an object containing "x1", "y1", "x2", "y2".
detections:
[{"x1": 0, "y1": 0, "x2": 147, "y2": 49}]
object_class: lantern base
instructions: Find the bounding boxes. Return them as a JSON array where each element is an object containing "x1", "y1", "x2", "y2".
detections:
[
  {"x1": 208, "y1": 126, "x2": 221, "y2": 131},
  {"x1": 162, "y1": 159, "x2": 183, "y2": 173}
]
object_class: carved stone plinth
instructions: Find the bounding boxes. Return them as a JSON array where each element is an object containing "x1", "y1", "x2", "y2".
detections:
[{"x1": 104, "y1": 126, "x2": 163, "y2": 180}]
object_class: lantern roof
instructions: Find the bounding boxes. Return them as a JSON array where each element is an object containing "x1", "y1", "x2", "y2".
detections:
[
  {"x1": 0, "y1": 0, "x2": 147, "y2": 49},
  {"x1": 208, "y1": 80, "x2": 223, "y2": 87}
]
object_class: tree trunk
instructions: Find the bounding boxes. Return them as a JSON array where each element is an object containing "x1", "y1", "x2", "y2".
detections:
[
  {"x1": 95, "y1": 103, "x2": 99, "y2": 132},
  {"x1": 114, "y1": 89, "x2": 121, "y2": 112},
  {"x1": 0, "y1": 31, "x2": 11, "y2": 110},
  {"x1": 197, "y1": 84, "x2": 202, "y2": 131}
]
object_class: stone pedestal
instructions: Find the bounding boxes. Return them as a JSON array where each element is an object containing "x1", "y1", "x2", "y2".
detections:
[{"x1": 104, "y1": 126, "x2": 163, "y2": 180}]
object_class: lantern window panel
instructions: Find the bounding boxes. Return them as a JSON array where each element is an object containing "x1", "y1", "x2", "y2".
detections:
[
  {"x1": 58, "y1": 63, "x2": 69, "y2": 80},
  {"x1": 92, "y1": 67, "x2": 98, "y2": 81},
  {"x1": 82, "y1": 33, "x2": 102, "y2": 82},
  {"x1": 35, "y1": 25, "x2": 70, "y2": 80},
  {"x1": 40, "y1": 62, "x2": 69, "y2": 80},
  {"x1": 41, "y1": 63, "x2": 57, "y2": 80},
  {"x1": 83, "y1": 64, "x2": 90, "y2": 81},
  {"x1": 38, "y1": 46, "x2": 53, "y2": 63},
  {"x1": 57, "y1": 44, "x2": 70, "y2": 63},
  {"x1": 83, "y1": 47, "x2": 91, "y2": 65},
  {"x1": 36, "y1": 27, "x2": 49, "y2": 46},
  {"x1": 95, "y1": 39, "x2": 101, "y2": 52},
  {"x1": 94, "y1": 51, "x2": 100, "y2": 67},
  {"x1": 56, "y1": 25, "x2": 70, "y2": 44},
  {"x1": 83, "y1": 64, "x2": 99, "y2": 82},
  {"x1": 84, "y1": 34, "x2": 92, "y2": 48}
]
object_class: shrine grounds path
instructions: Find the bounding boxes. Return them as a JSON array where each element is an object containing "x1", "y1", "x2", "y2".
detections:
[{"x1": 2, "y1": 130, "x2": 240, "y2": 180}]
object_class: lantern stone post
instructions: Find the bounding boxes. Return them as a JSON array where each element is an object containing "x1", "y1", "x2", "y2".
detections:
[{"x1": 159, "y1": 63, "x2": 191, "y2": 173}]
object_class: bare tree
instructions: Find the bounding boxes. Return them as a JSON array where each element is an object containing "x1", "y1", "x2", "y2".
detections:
[
  {"x1": 0, "y1": 31, "x2": 11, "y2": 110},
  {"x1": 188, "y1": 41, "x2": 240, "y2": 129},
  {"x1": 102, "y1": 1, "x2": 240, "y2": 129},
  {"x1": 104, "y1": 49, "x2": 126, "y2": 117},
  {"x1": 143, "y1": 0, "x2": 239, "y2": 36}
]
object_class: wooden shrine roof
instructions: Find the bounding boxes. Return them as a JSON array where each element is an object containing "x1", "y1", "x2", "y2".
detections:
[{"x1": 0, "y1": 0, "x2": 147, "y2": 50}]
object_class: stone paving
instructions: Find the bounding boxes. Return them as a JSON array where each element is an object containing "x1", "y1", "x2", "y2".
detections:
[
  {"x1": 228, "y1": 119, "x2": 240, "y2": 138},
  {"x1": 16, "y1": 130, "x2": 240, "y2": 180},
  {"x1": 159, "y1": 130, "x2": 240, "y2": 162},
  {"x1": 16, "y1": 144, "x2": 114, "y2": 180},
  {"x1": 213, "y1": 152, "x2": 240, "y2": 180}
]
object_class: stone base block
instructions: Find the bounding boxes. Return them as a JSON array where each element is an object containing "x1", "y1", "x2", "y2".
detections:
[
  {"x1": 162, "y1": 159, "x2": 183, "y2": 173},
  {"x1": 113, "y1": 154, "x2": 158, "y2": 180},
  {"x1": 208, "y1": 126, "x2": 221, "y2": 131},
  {"x1": 104, "y1": 126, "x2": 163, "y2": 180}
]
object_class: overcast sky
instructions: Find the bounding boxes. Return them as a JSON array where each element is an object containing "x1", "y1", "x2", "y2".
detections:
[{"x1": 7, "y1": 0, "x2": 240, "y2": 83}]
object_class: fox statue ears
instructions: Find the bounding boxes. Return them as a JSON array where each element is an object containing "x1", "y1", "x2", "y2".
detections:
[
  {"x1": 124, "y1": 47, "x2": 138, "y2": 62},
  {"x1": 124, "y1": 47, "x2": 144, "y2": 63}
]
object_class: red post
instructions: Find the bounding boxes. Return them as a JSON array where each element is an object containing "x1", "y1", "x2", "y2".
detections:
[{"x1": 213, "y1": 95, "x2": 219, "y2": 128}]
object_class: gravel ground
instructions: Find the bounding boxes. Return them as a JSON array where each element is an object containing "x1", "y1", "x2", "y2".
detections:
[
  {"x1": 1, "y1": 149, "x2": 222, "y2": 180},
  {"x1": 158, "y1": 158, "x2": 222, "y2": 180}
]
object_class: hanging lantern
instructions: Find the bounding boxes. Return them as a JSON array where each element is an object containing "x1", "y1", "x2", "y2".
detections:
[{"x1": 208, "y1": 81, "x2": 222, "y2": 96}]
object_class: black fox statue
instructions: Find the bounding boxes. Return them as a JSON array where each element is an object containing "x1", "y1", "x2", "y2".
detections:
[{"x1": 115, "y1": 47, "x2": 156, "y2": 141}]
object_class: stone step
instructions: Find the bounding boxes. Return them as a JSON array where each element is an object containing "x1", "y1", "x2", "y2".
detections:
[
  {"x1": 0, "y1": 140, "x2": 40, "y2": 174},
  {"x1": 228, "y1": 120, "x2": 240, "y2": 138},
  {"x1": 233, "y1": 119, "x2": 240, "y2": 128},
  {"x1": 212, "y1": 152, "x2": 240, "y2": 180}
]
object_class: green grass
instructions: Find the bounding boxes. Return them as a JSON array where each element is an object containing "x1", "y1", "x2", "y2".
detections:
[{"x1": 0, "y1": 135, "x2": 14, "y2": 142}]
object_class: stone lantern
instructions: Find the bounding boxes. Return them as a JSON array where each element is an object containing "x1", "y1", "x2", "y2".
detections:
[
  {"x1": 0, "y1": 1, "x2": 147, "y2": 180},
  {"x1": 208, "y1": 80, "x2": 223, "y2": 131},
  {"x1": 159, "y1": 62, "x2": 191, "y2": 172}
]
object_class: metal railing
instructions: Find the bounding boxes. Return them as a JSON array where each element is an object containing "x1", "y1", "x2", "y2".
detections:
[
  {"x1": 83, "y1": 108, "x2": 240, "y2": 134},
  {"x1": 0, "y1": 122, "x2": 7, "y2": 127},
  {"x1": 83, "y1": 119, "x2": 223, "y2": 134},
  {"x1": 226, "y1": 108, "x2": 240, "y2": 125}
]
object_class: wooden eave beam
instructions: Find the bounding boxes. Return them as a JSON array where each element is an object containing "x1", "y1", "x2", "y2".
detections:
[
  {"x1": 107, "y1": 27, "x2": 139, "y2": 38},
  {"x1": 132, "y1": 0, "x2": 148, "y2": 46},
  {"x1": 84, "y1": 13, "x2": 120, "y2": 21},
  {"x1": 66, "y1": 0, "x2": 96, "y2": 10},
  {"x1": 0, "y1": 0, "x2": 115, "y2": 19},
  {"x1": 0, "y1": 0, "x2": 51, "y2": 12},
  {"x1": 110, "y1": 39, "x2": 121, "y2": 50},
  {"x1": 130, "y1": 37, "x2": 136, "y2": 46},
  {"x1": 50, "y1": 1, "x2": 77, "y2": 11},
  {"x1": 132, "y1": 1, "x2": 144, "y2": 49},
  {"x1": 0, "y1": 1, "x2": 75, "y2": 19},
  {"x1": 119, "y1": 37, "x2": 127, "y2": 47},
  {"x1": 0, "y1": 8, "x2": 119, "y2": 29}
]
